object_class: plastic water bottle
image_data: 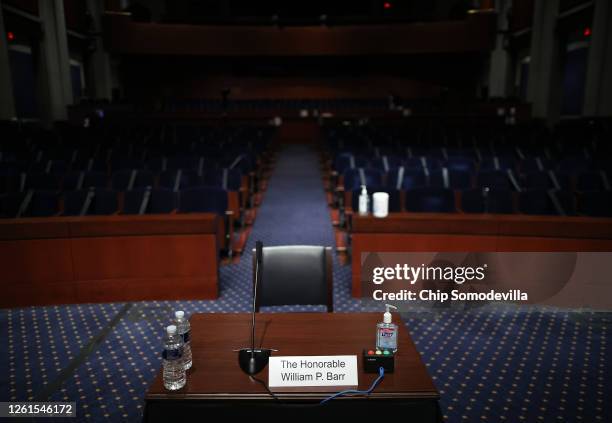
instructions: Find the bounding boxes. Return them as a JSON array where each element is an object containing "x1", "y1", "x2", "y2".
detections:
[
  {"x1": 162, "y1": 325, "x2": 186, "y2": 391},
  {"x1": 174, "y1": 311, "x2": 192, "y2": 370}
]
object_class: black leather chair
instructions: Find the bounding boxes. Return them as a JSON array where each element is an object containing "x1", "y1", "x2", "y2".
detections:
[{"x1": 253, "y1": 246, "x2": 333, "y2": 312}]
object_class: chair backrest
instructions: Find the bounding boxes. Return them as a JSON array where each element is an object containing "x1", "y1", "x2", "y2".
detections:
[
  {"x1": 477, "y1": 171, "x2": 511, "y2": 191},
  {"x1": 0, "y1": 192, "x2": 25, "y2": 218},
  {"x1": 405, "y1": 188, "x2": 455, "y2": 213},
  {"x1": 254, "y1": 246, "x2": 333, "y2": 312},
  {"x1": 25, "y1": 173, "x2": 61, "y2": 191},
  {"x1": 343, "y1": 168, "x2": 383, "y2": 191},
  {"x1": 178, "y1": 186, "x2": 228, "y2": 215},
  {"x1": 90, "y1": 190, "x2": 118, "y2": 215},
  {"x1": 522, "y1": 171, "x2": 553, "y2": 190},
  {"x1": 62, "y1": 190, "x2": 89, "y2": 216},
  {"x1": 24, "y1": 191, "x2": 59, "y2": 217},
  {"x1": 82, "y1": 171, "x2": 109, "y2": 189},
  {"x1": 461, "y1": 189, "x2": 514, "y2": 214},
  {"x1": 159, "y1": 169, "x2": 201, "y2": 190},
  {"x1": 63, "y1": 189, "x2": 117, "y2": 216},
  {"x1": 202, "y1": 168, "x2": 242, "y2": 191},
  {"x1": 123, "y1": 188, "x2": 176, "y2": 214},
  {"x1": 445, "y1": 157, "x2": 475, "y2": 172},
  {"x1": 429, "y1": 169, "x2": 473, "y2": 190},
  {"x1": 578, "y1": 191, "x2": 612, "y2": 217}
]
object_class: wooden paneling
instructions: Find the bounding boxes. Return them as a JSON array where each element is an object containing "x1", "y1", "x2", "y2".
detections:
[
  {"x1": 104, "y1": 13, "x2": 496, "y2": 56},
  {"x1": 0, "y1": 214, "x2": 220, "y2": 307},
  {"x1": 351, "y1": 213, "x2": 612, "y2": 297}
]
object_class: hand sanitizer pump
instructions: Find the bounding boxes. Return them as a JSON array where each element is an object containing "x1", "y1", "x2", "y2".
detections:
[
  {"x1": 358, "y1": 185, "x2": 369, "y2": 216},
  {"x1": 376, "y1": 304, "x2": 398, "y2": 352}
]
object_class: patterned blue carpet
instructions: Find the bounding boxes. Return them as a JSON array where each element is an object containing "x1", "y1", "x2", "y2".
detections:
[{"x1": 1, "y1": 144, "x2": 610, "y2": 422}]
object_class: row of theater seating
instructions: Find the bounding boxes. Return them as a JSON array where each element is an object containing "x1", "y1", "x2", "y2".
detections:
[
  {"x1": 0, "y1": 168, "x2": 247, "y2": 194},
  {"x1": 0, "y1": 123, "x2": 276, "y2": 256},
  {"x1": 164, "y1": 98, "x2": 389, "y2": 112},
  {"x1": 332, "y1": 152, "x2": 611, "y2": 175},
  {"x1": 342, "y1": 187, "x2": 612, "y2": 218},
  {"x1": 0, "y1": 187, "x2": 231, "y2": 218},
  {"x1": 0, "y1": 186, "x2": 237, "y2": 253},
  {"x1": 325, "y1": 121, "x2": 612, "y2": 218},
  {"x1": 336, "y1": 166, "x2": 611, "y2": 193}
]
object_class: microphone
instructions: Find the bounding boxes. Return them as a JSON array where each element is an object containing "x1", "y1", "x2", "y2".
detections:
[{"x1": 238, "y1": 240, "x2": 274, "y2": 375}]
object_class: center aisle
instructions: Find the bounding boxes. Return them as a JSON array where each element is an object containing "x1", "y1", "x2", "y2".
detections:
[{"x1": 220, "y1": 143, "x2": 378, "y2": 312}]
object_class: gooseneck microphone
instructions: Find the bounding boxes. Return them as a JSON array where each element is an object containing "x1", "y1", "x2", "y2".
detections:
[{"x1": 238, "y1": 241, "x2": 274, "y2": 375}]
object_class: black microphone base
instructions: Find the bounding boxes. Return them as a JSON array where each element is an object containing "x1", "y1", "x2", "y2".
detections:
[{"x1": 238, "y1": 348, "x2": 273, "y2": 375}]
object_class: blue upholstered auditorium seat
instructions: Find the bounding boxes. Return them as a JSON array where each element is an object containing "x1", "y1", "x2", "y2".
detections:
[
  {"x1": 25, "y1": 173, "x2": 61, "y2": 191},
  {"x1": 521, "y1": 171, "x2": 555, "y2": 190},
  {"x1": 479, "y1": 156, "x2": 516, "y2": 172},
  {"x1": 461, "y1": 189, "x2": 514, "y2": 214},
  {"x1": 371, "y1": 156, "x2": 404, "y2": 172},
  {"x1": 518, "y1": 158, "x2": 551, "y2": 173},
  {"x1": 0, "y1": 192, "x2": 25, "y2": 218},
  {"x1": 63, "y1": 189, "x2": 118, "y2": 216},
  {"x1": 71, "y1": 158, "x2": 107, "y2": 172},
  {"x1": 405, "y1": 188, "x2": 455, "y2": 213},
  {"x1": 429, "y1": 169, "x2": 473, "y2": 190},
  {"x1": 557, "y1": 157, "x2": 591, "y2": 174},
  {"x1": 342, "y1": 168, "x2": 383, "y2": 191},
  {"x1": 29, "y1": 160, "x2": 69, "y2": 174},
  {"x1": 158, "y1": 170, "x2": 201, "y2": 190},
  {"x1": 445, "y1": 157, "x2": 476, "y2": 173},
  {"x1": 334, "y1": 153, "x2": 368, "y2": 174},
  {"x1": 578, "y1": 191, "x2": 612, "y2": 217},
  {"x1": 576, "y1": 171, "x2": 608, "y2": 192},
  {"x1": 23, "y1": 191, "x2": 60, "y2": 217},
  {"x1": 110, "y1": 157, "x2": 143, "y2": 172},
  {"x1": 178, "y1": 187, "x2": 228, "y2": 215},
  {"x1": 63, "y1": 171, "x2": 108, "y2": 191},
  {"x1": 167, "y1": 155, "x2": 200, "y2": 171},
  {"x1": 477, "y1": 170, "x2": 512, "y2": 191},
  {"x1": 111, "y1": 170, "x2": 155, "y2": 191},
  {"x1": 518, "y1": 190, "x2": 574, "y2": 216},
  {"x1": 386, "y1": 168, "x2": 426, "y2": 190},
  {"x1": 123, "y1": 188, "x2": 176, "y2": 214},
  {"x1": 1, "y1": 172, "x2": 24, "y2": 192},
  {"x1": 202, "y1": 168, "x2": 243, "y2": 191},
  {"x1": 146, "y1": 157, "x2": 167, "y2": 172}
]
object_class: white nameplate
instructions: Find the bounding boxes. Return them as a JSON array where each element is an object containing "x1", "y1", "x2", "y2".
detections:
[{"x1": 268, "y1": 355, "x2": 358, "y2": 388}]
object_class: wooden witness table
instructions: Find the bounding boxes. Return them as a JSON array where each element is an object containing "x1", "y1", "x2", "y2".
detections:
[{"x1": 144, "y1": 313, "x2": 440, "y2": 420}]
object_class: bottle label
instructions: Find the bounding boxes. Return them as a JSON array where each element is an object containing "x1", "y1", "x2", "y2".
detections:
[
  {"x1": 380, "y1": 328, "x2": 395, "y2": 337},
  {"x1": 181, "y1": 330, "x2": 190, "y2": 344},
  {"x1": 378, "y1": 328, "x2": 397, "y2": 349},
  {"x1": 162, "y1": 348, "x2": 183, "y2": 361}
]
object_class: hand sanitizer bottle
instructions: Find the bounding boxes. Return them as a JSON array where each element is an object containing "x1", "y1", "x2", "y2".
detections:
[
  {"x1": 376, "y1": 304, "x2": 398, "y2": 352},
  {"x1": 358, "y1": 185, "x2": 369, "y2": 216}
]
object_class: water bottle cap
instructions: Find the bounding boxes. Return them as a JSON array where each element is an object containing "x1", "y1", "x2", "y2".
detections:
[
  {"x1": 167, "y1": 325, "x2": 177, "y2": 335},
  {"x1": 175, "y1": 311, "x2": 184, "y2": 319}
]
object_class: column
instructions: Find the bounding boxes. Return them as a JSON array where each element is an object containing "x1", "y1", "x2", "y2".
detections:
[
  {"x1": 86, "y1": 0, "x2": 112, "y2": 100},
  {"x1": 37, "y1": 0, "x2": 72, "y2": 124},
  {"x1": 583, "y1": 0, "x2": 612, "y2": 116},
  {"x1": 527, "y1": 0, "x2": 562, "y2": 124},
  {"x1": 488, "y1": 0, "x2": 512, "y2": 98},
  {"x1": 0, "y1": 1, "x2": 16, "y2": 119}
]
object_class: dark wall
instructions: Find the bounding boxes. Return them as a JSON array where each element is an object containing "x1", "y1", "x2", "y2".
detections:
[
  {"x1": 119, "y1": 53, "x2": 484, "y2": 102},
  {"x1": 9, "y1": 49, "x2": 38, "y2": 118},
  {"x1": 561, "y1": 45, "x2": 588, "y2": 116}
]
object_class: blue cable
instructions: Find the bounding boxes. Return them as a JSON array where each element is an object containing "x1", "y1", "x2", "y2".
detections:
[{"x1": 319, "y1": 366, "x2": 385, "y2": 405}]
